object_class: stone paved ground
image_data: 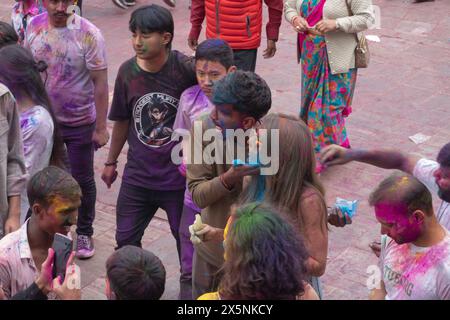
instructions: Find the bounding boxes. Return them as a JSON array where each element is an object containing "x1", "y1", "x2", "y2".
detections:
[{"x1": 1, "y1": 0, "x2": 449, "y2": 300}]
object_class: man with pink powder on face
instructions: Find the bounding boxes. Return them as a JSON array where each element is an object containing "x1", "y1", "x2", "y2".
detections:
[
  {"x1": 320, "y1": 142, "x2": 450, "y2": 255},
  {"x1": 24, "y1": 0, "x2": 109, "y2": 259},
  {"x1": 368, "y1": 173, "x2": 450, "y2": 300}
]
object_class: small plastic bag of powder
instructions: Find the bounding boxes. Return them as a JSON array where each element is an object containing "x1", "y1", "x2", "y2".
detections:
[{"x1": 335, "y1": 197, "x2": 359, "y2": 219}]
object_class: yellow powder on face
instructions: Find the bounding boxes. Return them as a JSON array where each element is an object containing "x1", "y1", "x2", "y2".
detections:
[
  {"x1": 52, "y1": 197, "x2": 71, "y2": 213},
  {"x1": 48, "y1": 196, "x2": 73, "y2": 221},
  {"x1": 47, "y1": 196, "x2": 80, "y2": 227}
]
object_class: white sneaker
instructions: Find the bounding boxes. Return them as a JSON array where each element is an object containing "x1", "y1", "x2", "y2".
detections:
[
  {"x1": 112, "y1": 0, "x2": 128, "y2": 9},
  {"x1": 163, "y1": 0, "x2": 176, "y2": 8},
  {"x1": 76, "y1": 235, "x2": 95, "y2": 259}
]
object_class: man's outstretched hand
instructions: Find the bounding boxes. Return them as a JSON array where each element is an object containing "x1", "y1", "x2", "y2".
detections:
[{"x1": 320, "y1": 145, "x2": 353, "y2": 167}]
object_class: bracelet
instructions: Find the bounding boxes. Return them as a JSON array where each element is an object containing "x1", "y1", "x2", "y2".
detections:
[{"x1": 104, "y1": 160, "x2": 118, "y2": 166}]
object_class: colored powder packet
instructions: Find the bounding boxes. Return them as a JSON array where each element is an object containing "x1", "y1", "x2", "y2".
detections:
[
  {"x1": 232, "y1": 159, "x2": 265, "y2": 201},
  {"x1": 255, "y1": 175, "x2": 265, "y2": 201},
  {"x1": 335, "y1": 197, "x2": 359, "y2": 218}
]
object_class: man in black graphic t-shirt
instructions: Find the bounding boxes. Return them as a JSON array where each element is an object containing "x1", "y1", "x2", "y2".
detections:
[{"x1": 101, "y1": 5, "x2": 196, "y2": 299}]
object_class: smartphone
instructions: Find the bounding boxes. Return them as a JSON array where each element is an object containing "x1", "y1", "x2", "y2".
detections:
[{"x1": 52, "y1": 233, "x2": 73, "y2": 282}]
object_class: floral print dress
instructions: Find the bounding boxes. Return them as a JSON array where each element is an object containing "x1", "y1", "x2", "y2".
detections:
[{"x1": 300, "y1": 0, "x2": 357, "y2": 157}]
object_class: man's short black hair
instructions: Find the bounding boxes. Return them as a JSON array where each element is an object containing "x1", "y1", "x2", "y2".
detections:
[
  {"x1": 195, "y1": 39, "x2": 234, "y2": 70},
  {"x1": 437, "y1": 142, "x2": 450, "y2": 168},
  {"x1": 106, "y1": 246, "x2": 166, "y2": 300},
  {"x1": 212, "y1": 70, "x2": 272, "y2": 120},
  {"x1": 27, "y1": 166, "x2": 81, "y2": 209},
  {"x1": 129, "y1": 5, "x2": 174, "y2": 50},
  {"x1": 0, "y1": 21, "x2": 19, "y2": 49},
  {"x1": 368, "y1": 172, "x2": 433, "y2": 217}
]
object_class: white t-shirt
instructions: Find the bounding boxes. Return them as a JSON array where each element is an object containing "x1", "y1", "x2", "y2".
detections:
[
  {"x1": 25, "y1": 12, "x2": 107, "y2": 127},
  {"x1": 413, "y1": 158, "x2": 450, "y2": 230},
  {"x1": 19, "y1": 106, "x2": 54, "y2": 224},
  {"x1": 380, "y1": 232, "x2": 450, "y2": 300}
]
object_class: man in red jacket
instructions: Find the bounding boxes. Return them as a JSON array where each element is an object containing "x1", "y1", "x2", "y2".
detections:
[{"x1": 188, "y1": 0, "x2": 282, "y2": 72}]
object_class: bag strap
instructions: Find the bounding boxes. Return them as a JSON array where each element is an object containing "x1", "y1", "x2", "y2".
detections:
[
  {"x1": 344, "y1": 0, "x2": 361, "y2": 44},
  {"x1": 345, "y1": 0, "x2": 352, "y2": 15}
]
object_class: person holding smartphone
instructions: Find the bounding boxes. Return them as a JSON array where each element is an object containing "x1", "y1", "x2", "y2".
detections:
[
  {"x1": 0, "y1": 245, "x2": 166, "y2": 300},
  {"x1": 0, "y1": 166, "x2": 81, "y2": 299},
  {"x1": 0, "y1": 248, "x2": 80, "y2": 300}
]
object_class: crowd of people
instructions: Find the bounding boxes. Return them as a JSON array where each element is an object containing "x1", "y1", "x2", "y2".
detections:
[{"x1": 0, "y1": 0, "x2": 448, "y2": 301}]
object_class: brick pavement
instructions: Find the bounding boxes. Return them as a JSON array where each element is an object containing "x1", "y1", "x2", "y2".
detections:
[{"x1": 0, "y1": 0, "x2": 449, "y2": 300}]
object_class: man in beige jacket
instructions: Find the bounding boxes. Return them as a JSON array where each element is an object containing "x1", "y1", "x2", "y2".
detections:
[
  {"x1": 0, "y1": 84, "x2": 28, "y2": 239},
  {"x1": 187, "y1": 71, "x2": 272, "y2": 298}
]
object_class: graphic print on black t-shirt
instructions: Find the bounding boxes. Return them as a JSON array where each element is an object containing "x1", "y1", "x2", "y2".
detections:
[{"x1": 133, "y1": 92, "x2": 179, "y2": 147}]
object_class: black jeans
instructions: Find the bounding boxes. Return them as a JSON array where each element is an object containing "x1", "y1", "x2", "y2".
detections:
[
  {"x1": 116, "y1": 182, "x2": 184, "y2": 253},
  {"x1": 59, "y1": 123, "x2": 96, "y2": 237},
  {"x1": 232, "y1": 49, "x2": 258, "y2": 72}
]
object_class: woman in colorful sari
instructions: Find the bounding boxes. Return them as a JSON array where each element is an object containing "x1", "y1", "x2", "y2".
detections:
[{"x1": 284, "y1": 0, "x2": 374, "y2": 172}]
